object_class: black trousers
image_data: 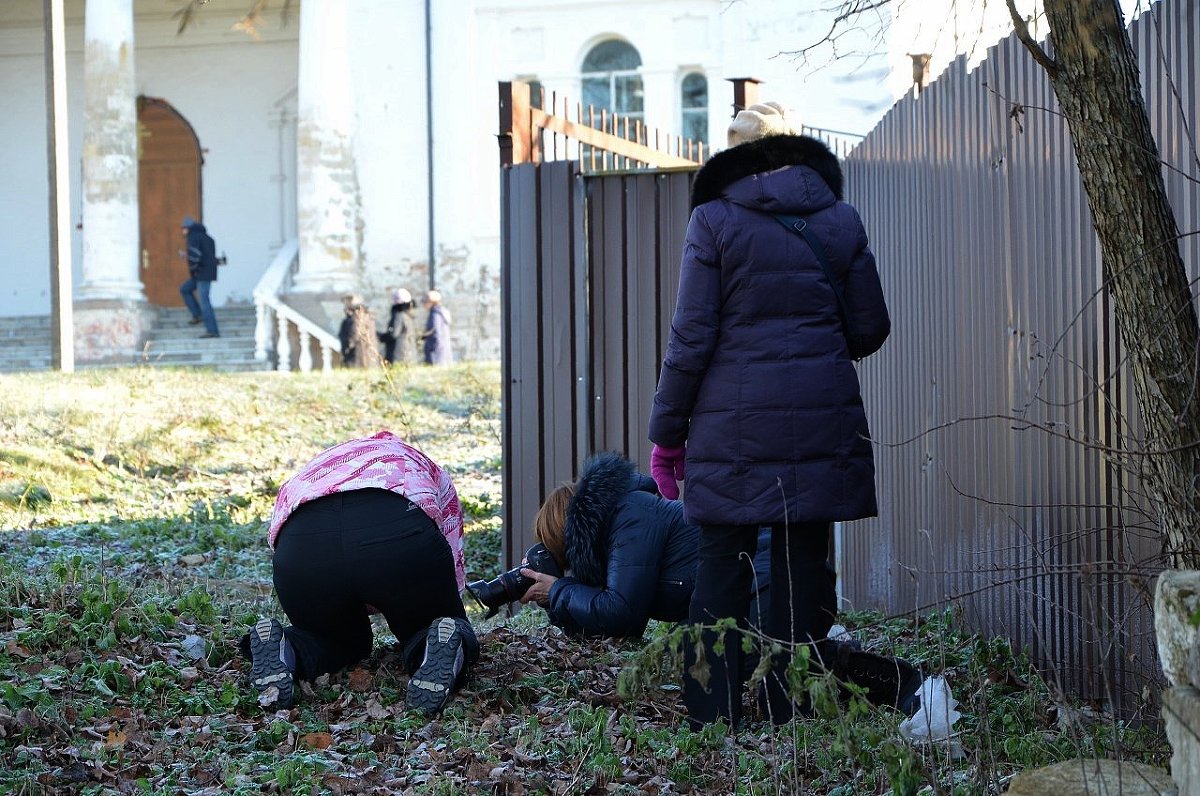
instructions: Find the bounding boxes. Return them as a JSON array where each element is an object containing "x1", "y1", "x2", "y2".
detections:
[
  {"x1": 683, "y1": 521, "x2": 835, "y2": 727},
  {"x1": 272, "y1": 488, "x2": 477, "y2": 681}
]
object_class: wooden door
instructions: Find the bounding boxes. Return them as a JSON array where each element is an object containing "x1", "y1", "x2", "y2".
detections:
[{"x1": 138, "y1": 97, "x2": 202, "y2": 307}]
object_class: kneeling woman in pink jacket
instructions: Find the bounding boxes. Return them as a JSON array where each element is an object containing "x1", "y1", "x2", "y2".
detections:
[{"x1": 242, "y1": 431, "x2": 478, "y2": 714}]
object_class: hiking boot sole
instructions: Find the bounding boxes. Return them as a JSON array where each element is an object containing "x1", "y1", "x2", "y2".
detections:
[
  {"x1": 249, "y1": 617, "x2": 294, "y2": 708},
  {"x1": 406, "y1": 618, "x2": 463, "y2": 714}
]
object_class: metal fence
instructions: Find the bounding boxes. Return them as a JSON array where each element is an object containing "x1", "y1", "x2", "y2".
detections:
[
  {"x1": 844, "y1": 0, "x2": 1198, "y2": 713},
  {"x1": 500, "y1": 160, "x2": 695, "y2": 564}
]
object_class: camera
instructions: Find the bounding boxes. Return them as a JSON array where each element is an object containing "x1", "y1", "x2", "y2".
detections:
[{"x1": 466, "y1": 543, "x2": 563, "y2": 617}]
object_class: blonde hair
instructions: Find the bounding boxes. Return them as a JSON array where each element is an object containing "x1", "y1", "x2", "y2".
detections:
[{"x1": 534, "y1": 482, "x2": 575, "y2": 569}]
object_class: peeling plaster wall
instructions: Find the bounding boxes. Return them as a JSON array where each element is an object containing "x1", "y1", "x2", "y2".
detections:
[
  {"x1": 345, "y1": 0, "x2": 502, "y2": 361},
  {"x1": 295, "y1": 0, "x2": 359, "y2": 295},
  {"x1": 423, "y1": 0, "x2": 501, "y2": 362},
  {"x1": 347, "y1": 0, "x2": 427, "y2": 298}
]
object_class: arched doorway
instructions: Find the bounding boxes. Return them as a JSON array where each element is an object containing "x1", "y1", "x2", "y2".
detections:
[{"x1": 137, "y1": 97, "x2": 202, "y2": 307}]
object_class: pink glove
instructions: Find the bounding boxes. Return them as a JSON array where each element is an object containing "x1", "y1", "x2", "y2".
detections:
[{"x1": 650, "y1": 444, "x2": 686, "y2": 500}]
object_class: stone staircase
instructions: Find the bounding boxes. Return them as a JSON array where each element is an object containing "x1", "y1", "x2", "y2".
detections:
[
  {"x1": 0, "y1": 315, "x2": 52, "y2": 372},
  {"x1": 0, "y1": 305, "x2": 268, "y2": 373}
]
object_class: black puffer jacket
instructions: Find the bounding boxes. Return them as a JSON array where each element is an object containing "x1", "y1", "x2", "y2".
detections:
[
  {"x1": 185, "y1": 222, "x2": 219, "y2": 282},
  {"x1": 649, "y1": 135, "x2": 889, "y2": 527},
  {"x1": 546, "y1": 452, "x2": 701, "y2": 638}
]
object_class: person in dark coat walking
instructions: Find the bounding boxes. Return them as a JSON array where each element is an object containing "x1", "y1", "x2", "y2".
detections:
[
  {"x1": 378, "y1": 288, "x2": 416, "y2": 365},
  {"x1": 420, "y1": 289, "x2": 453, "y2": 366},
  {"x1": 518, "y1": 451, "x2": 771, "y2": 638},
  {"x1": 647, "y1": 103, "x2": 912, "y2": 727},
  {"x1": 179, "y1": 216, "x2": 220, "y2": 338}
]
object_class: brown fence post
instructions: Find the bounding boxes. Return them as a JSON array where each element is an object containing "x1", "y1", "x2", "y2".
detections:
[
  {"x1": 727, "y1": 76, "x2": 762, "y2": 116},
  {"x1": 498, "y1": 81, "x2": 533, "y2": 166}
]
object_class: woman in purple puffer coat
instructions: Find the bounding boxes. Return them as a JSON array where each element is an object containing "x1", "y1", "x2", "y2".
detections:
[{"x1": 648, "y1": 103, "x2": 894, "y2": 728}]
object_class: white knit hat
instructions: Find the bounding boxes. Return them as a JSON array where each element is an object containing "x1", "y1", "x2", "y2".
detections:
[
  {"x1": 727, "y1": 101, "x2": 796, "y2": 147},
  {"x1": 393, "y1": 288, "x2": 412, "y2": 304}
]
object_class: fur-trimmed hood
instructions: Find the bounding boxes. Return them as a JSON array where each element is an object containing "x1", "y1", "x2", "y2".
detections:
[
  {"x1": 690, "y1": 134, "x2": 843, "y2": 210},
  {"x1": 564, "y1": 452, "x2": 652, "y2": 586}
]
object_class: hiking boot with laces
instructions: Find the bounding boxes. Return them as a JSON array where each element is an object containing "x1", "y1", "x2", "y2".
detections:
[
  {"x1": 248, "y1": 617, "x2": 295, "y2": 708},
  {"x1": 406, "y1": 617, "x2": 466, "y2": 714}
]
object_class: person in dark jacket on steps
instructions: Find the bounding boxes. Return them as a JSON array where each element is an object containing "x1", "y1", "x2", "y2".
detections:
[
  {"x1": 179, "y1": 216, "x2": 221, "y2": 338},
  {"x1": 519, "y1": 451, "x2": 771, "y2": 639},
  {"x1": 647, "y1": 103, "x2": 916, "y2": 728}
]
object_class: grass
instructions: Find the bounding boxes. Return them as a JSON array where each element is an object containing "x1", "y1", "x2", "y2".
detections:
[{"x1": 0, "y1": 364, "x2": 1171, "y2": 795}]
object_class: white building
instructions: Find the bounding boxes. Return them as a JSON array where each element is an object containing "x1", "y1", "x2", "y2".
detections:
[{"x1": 3, "y1": 0, "x2": 903, "y2": 363}]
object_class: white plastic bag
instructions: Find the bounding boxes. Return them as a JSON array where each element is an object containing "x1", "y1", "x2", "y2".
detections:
[
  {"x1": 899, "y1": 675, "x2": 961, "y2": 741},
  {"x1": 827, "y1": 624, "x2": 855, "y2": 643}
]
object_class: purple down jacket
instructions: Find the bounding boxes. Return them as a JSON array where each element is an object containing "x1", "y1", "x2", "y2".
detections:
[{"x1": 648, "y1": 134, "x2": 890, "y2": 527}]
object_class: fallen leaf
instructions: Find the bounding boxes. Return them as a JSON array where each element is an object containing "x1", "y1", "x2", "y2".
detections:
[
  {"x1": 300, "y1": 731, "x2": 333, "y2": 750},
  {"x1": 365, "y1": 699, "x2": 391, "y2": 720},
  {"x1": 348, "y1": 668, "x2": 374, "y2": 693},
  {"x1": 104, "y1": 729, "x2": 127, "y2": 748},
  {"x1": 178, "y1": 553, "x2": 208, "y2": 567}
]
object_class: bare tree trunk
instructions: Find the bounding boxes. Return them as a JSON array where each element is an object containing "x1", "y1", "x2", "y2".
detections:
[{"x1": 1013, "y1": 0, "x2": 1200, "y2": 565}]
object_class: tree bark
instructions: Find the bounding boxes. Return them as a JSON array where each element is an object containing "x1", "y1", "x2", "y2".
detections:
[{"x1": 1030, "y1": 0, "x2": 1200, "y2": 565}]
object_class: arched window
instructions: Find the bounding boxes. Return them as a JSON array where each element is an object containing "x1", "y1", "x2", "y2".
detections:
[
  {"x1": 680, "y1": 72, "x2": 708, "y2": 146},
  {"x1": 581, "y1": 40, "x2": 643, "y2": 121}
]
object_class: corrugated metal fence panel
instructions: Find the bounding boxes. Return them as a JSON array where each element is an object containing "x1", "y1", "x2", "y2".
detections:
[
  {"x1": 843, "y1": 2, "x2": 1194, "y2": 711},
  {"x1": 587, "y1": 170, "x2": 697, "y2": 473},
  {"x1": 501, "y1": 160, "x2": 586, "y2": 568},
  {"x1": 502, "y1": 164, "x2": 696, "y2": 571}
]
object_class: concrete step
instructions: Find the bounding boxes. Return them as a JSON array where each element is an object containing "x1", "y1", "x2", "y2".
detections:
[
  {"x1": 140, "y1": 306, "x2": 260, "y2": 369},
  {"x1": 0, "y1": 315, "x2": 52, "y2": 372},
  {"x1": 0, "y1": 306, "x2": 269, "y2": 373}
]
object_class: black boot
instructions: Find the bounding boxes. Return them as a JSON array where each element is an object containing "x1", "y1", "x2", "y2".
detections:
[{"x1": 829, "y1": 643, "x2": 923, "y2": 715}]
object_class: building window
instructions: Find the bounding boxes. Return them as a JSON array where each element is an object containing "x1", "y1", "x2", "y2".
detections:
[
  {"x1": 680, "y1": 72, "x2": 708, "y2": 147},
  {"x1": 581, "y1": 40, "x2": 643, "y2": 122}
]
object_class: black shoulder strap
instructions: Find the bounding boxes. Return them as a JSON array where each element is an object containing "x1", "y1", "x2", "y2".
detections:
[{"x1": 771, "y1": 213, "x2": 854, "y2": 344}]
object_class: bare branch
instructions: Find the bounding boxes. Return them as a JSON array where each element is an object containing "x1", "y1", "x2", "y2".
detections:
[{"x1": 1005, "y1": 0, "x2": 1059, "y2": 75}]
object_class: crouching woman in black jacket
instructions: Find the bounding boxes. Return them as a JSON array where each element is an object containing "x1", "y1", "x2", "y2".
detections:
[
  {"x1": 521, "y1": 451, "x2": 922, "y2": 719},
  {"x1": 519, "y1": 451, "x2": 769, "y2": 638}
]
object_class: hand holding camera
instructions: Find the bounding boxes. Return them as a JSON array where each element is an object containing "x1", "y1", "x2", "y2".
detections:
[
  {"x1": 517, "y1": 568, "x2": 556, "y2": 607},
  {"x1": 465, "y1": 543, "x2": 563, "y2": 618}
]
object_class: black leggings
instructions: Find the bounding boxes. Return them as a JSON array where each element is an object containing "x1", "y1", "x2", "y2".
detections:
[{"x1": 272, "y1": 488, "x2": 475, "y2": 680}]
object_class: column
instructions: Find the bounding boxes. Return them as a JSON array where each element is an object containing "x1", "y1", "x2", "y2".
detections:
[
  {"x1": 293, "y1": 0, "x2": 360, "y2": 294},
  {"x1": 78, "y1": 0, "x2": 141, "y2": 302}
]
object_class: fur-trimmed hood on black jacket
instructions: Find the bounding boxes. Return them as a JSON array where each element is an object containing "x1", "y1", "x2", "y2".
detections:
[
  {"x1": 545, "y1": 452, "x2": 700, "y2": 638},
  {"x1": 689, "y1": 134, "x2": 843, "y2": 210}
]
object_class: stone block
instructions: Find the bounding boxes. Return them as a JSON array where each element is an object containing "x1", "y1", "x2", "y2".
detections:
[
  {"x1": 1155, "y1": 570, "x2": 1200, "y2": 688},
  {"x1": 1005, "y1": 758, "x2": 1175, "y2": 795},
  {"x1": 1164, "y1": 686, "x2": 1200, "y2": 795},
  {"x1": 73, "y1": 299, "x2": 157, "y2": 363}
]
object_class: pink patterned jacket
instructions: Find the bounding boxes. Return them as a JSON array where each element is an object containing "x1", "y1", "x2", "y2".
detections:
[{"x1": 267, "y1": 431, "x2": 466, "y2": 591}]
